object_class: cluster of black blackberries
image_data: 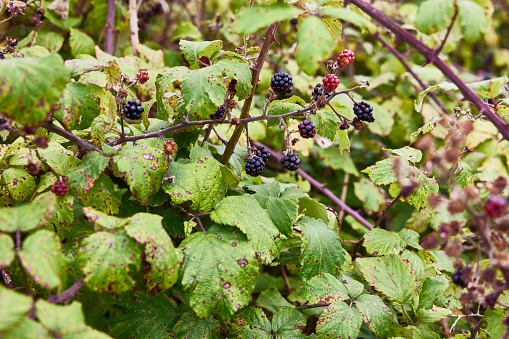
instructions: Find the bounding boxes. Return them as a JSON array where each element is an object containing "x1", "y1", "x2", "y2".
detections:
[
  {"x1": 246, "y1": 145, "x2": 271, "y2": 177},
  {"x1": 282, "y1": 152, "x2": 300, "y2": 171},
  {"x1": 123, "y1": 100, "x2": 144, "y2": 120},
  {"x1": 210, "y1": 104, "x2": 226, "y2": 120},
  {"x1": 312, "y1": 83, "x2": 330, "y2": 99},
  {"x1": 451, "y1": 269, "x2": 467, "y2": 288},
  {"x1": 271, "y1": 71, "x2": 293, "y2": 95},
  {"x1": 353, "y1": 101, "x2": 374, "y2": 122},
  {"x1": 298, "y1": 120, "x2": 316, "y2": 139}
]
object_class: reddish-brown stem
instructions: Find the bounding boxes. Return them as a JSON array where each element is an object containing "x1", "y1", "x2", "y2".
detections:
[
  {"x1": 47, "y1": 279, "x2": 85, "y2": 304},
  {"x1": 129, "y1": 0, "x2": 139, "y2": 56},
  {"x1": 104, "y1": 0, "x2": 116, "y2": 54},
  {"x1": 434, "y1": 7, "x2": 458, "y2": 58},
  {"x1": 42, "y1": 123, "x2": 101, "y2": 152}
]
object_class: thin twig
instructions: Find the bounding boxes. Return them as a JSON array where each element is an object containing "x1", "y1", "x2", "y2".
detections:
[
  {"x1": 280, "y1": 265, "x2": 292, "y2": 295},
  {"x1": 41, "y1": 123, "x2": 101, "y2": 152},
  {"x1": 295, "y1": 302, "x2": 329, "y2": 310},
  {"x1": 47, "y1": 279, "x2": 85, "y2": 304},
  {"x1": 433, "y1": 8, "x2": 458, "y2": 58},
  {"x1": 195, "y1": 215, "x2": 207, "y2": 233},
  {"x1": 374, "y1": 193, "x2": 401, "y2": 228},
  {"x1": 337, "y1": 173, "x2": 350, "y2": 226}
]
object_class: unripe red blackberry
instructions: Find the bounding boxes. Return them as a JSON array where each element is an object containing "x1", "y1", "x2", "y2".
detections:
[
  {"x1": 298, "y1": 120, "x2": 316, "y2": 138},
  {"x1": 136, "y1": 71, "x2": 149, "y2": 84},
  {"x1": 337, "y1": 49, "x2": 355, "y2": 67},
  {"x1": 163, "y1": 140, "x2": 177, "y2": 155},
  {"x1": 282, "y1": 152, "x2": 300, "y2": 171},
  {"x1": 484, "y1": 195, "x2": 507, "y2": 218},
  {"x1": 51, "y1": 181, "x2": 68, "y2": 197},
  {"x1": 322, "y1": 74, "x2": 339, "y2": 92}
]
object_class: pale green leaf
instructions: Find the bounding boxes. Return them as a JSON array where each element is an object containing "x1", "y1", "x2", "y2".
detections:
[
  {"x1": 417, "y1": 306, "x2": 452, "y2": 323},
  {"x1": 179, "y1": 40, "x2": 222, "y2": 64},
  {"x1": 312, "y1": 108, "x2": 341, "y2": 141},
  {"x1": 353, "y1": 177, "x2": 385, "y2": 214},
  {"x1": 457, "y1": 0, "x2": 487, "y2": 42},
  {"x1": 0, "y1": 234, "x2": 14, "y2": 267},
  {"x1": 399, "y1": 229, "x2": 423, "y2": 250},
  {"x1": 361, "y1": 158, "x2": 400, "y2": 185},
  {"x1": 215, "y1": 56, "x2": 253, "y2": 99},
  {"x1": 409, "y1": 118, "x2": 439, "y2": 143},
  {"x1": 0, "y1": 194, "x2": 57, "y2": 232},
  {"x1": 155, "y1": 67, "x2": 189, "y2": 119},
  {"x1": 453, "y1": 159, "x2": 473, "y2": 188},
  {"x1": 1, "y1": 168, "x2": 35, "y2": 203},
  {"x1": 1, "y1": 318, "x2": 51, "y2": 339},
  {"x1": 363, "y1": 228, "x2": 406, "y2": 256},
  {"x1": 69, "y1": 29, "x2": 95, "y2": 57},
  {"x1": 298, "y1": 196, "x2": 329, "y2": 224},
  {"x1": 82, "y1": 208, "x2": 128, "y2": 230},
  {"x1": 415, "y1": 0, "x2": 455, "y2": 34},
  {"x1": 38, "y1": 142, "x2": 80, "y2": 176},
  {"x1": 299, "y1": 273, "x2": 350, "y2": 304},
  {"x1": 235, "y1": 3, "x2": 301, "y2": 35},
  {"x1": 383, "y1": 146, "x2": 423, "y2": 163},
  {"x1": 355, "y1": 294, "x2": 393, "y2": 337},
  {"x1": 418, "y1": 275, "x2": 449, "y2": 310},
  {"x1": 295, "y1": 16, "x2": 334, "y2": 75},
  {"x1": 0, "y1": 285, "x2": 33, "y2": 332},
  {"x1": 67, "y1": 152, "x2": 109, "y2": 195},
  {"x1": 256, "y1": 287, "x2": 294, "y2": 313},
  {"x1": 319, "y1": 148, "x2": 359, "y2": 175}
]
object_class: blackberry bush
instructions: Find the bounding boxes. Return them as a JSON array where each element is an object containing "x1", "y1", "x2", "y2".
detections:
[
  {"x1": 123, "y1": 100, "x2": 144, "y2": 120},
  {"x1": 51, "y1": 181, "x2": 68, "y2": 197},
  {"x1": 337, "y1": 49, "x2": 355, "y2": 67},
  {"x1": 322, "y1": 74, "x2": 339, "y2": 92},
  {"x1": 245, "y1": 156, "x2": 265, "y2": 177},
  {"x1": 298, "y1": 120, "x2": 316, "y2": 138},
  {"x1": 271, "y1": 71, "x2": 293, "y2": 94},
  {"x1": 353, "y1": 101, "x2": 375, "y2": 122},
  {"x1": 211, "y1": 104, "x2": 226, "y2": 120},
  {"x1": 256, "y1": 145, "x2": 271, "y2": 163},
  {"x1": 282, "y1": 152, "x2": 300, "y2": 171}
]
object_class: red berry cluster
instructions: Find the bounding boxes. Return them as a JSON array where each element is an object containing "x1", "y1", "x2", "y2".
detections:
[
  {"x1": 484, "y1": 195, "x2": 507, "y2": 218},
  {"x1": 51, "y1": 181, "x2": 68, "y2": 197},
  {"x1": 322, "y1": 74, "x2": 339, "y2": 92},
  {"x1": 136, "y1": 71, "x2": 149, "y2": 84},
  {"x1": 337, "y1": 49, "x2": 355, "y2": 67},
  {"x1": 164, "y1": 140, "x2": 177, "y2": 155}
]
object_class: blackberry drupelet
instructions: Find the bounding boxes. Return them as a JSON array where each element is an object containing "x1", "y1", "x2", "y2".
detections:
[
  {"x1": 298, "y1": 120, "x2": 316, "y2": 138},
  {"x1": 51, "y1": 181, "x2": 68, "y2": 197},
  {"x1": 282, "y1": 152, "x2": 300, "y2": 171},
  {"x1": 353, "y1": 101, "x2": 375, "y2": 122},
  {"x1": 312, "y1": 83, "x2": 330, "y2": 99},
  {"x1": 245, "y1": 156, "x2": 265, "y2": 177},
  {"x1": 211, "y1": 104, "x2": 226, "y2": 120},
  {"x1": 123, "y1": 100, "x2": 144, "y2": 120},
  {"x1": 256, "y1": 145, "x2": 271, "y2": 163},
  {"x1": 271, "y1": 71, "x2": 293, "y2": 95}
]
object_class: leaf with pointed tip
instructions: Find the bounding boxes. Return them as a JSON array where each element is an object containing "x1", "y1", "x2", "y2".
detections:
[
  {"x1": 19, "y1": 230, "x2": 68, "y2": 290},
  {"x1": 179, "y1": 225, "x2": 258, "y2": 318},
  {"x1": 112, "y1": 145, "x2": 167, "y2": 205},
  {"x1": 415, "y1": 0, "x2": 455, "y2": 34},
  {"x1": 361, "y1": 158, "x2": 400, "y2": 186},
  {"x1": 256, "y1": 287, "x2": 294, "y2": 313},
  {"x1": 78, "y1": 231, "x2": 141, "y2": 293},
  {"x1": 271, "y1": 307, "x2": 306, "y2": 337},
  {"x1": 417, "y1": 306, "x2": 452, "y2": 323},
  {"x1": 363, "y1": 228, "x2": 406, "y2": 256},
  {"x1": 0, "y1": 285, "x2": 33, "y2": 332},
  {"x1": 1, "y1": 168, "x2": 36, "y2": 203},
  {"x1": 295, "y1": 16, "x2": 334, "y2": 75},
  {"x1": 355, "y1": 294, "x2": 393, "y2": 337},
  {"x1": 312, "y1": 108, "x2": 341, "y2": 141},
  {"x1": 82, "y1": 208, "x2": 128, "y2": 230},
  {"x1": 162, "y1": 157, "x2": 223, "y2": 213},
  {"x1": 155, "y1": 66, "x2": 189, "y2": 119},
  {"x1": 299, "y1": 273, "x2": 350, "y2": 304},
  {"x1": 125, "y1": 213, "x2": 179, "y2": 291},
  {"x1": 383, "y1": 146, "x2": 422, "y2": 163},
  {"x1": 215, "y1": 56, "x2": 253, "y2": 99},
  {"x1": 211, "y1": 195, "x2": 280, "y2": 264},
  {"x1": 297, "y1": 216, "x2": 345, "y2": 281},
  {"x1": 0, "y1": 194, "x2": 57, "y2": 232},
  {"x1": 298, "y1": 196, "x2": 328, "y2": 224},
  {"x1": 171, "y1": 312, "x2": 221, "y2": 338},
  {"x1": 356, "y1": 255, "x2": 417, "y2": 304},
  {"x1": 418, "y1": 275, "x2": 449, "y2": 310},
  {"x1": 457, "y1": 0, "x2": 487, "y2": 42},
  {"x1": 67, "y1": 152, "x2": 109, "y2": 195},
  {"x1": 316, "y1": 301, "x2": 362, "y2": 339}
]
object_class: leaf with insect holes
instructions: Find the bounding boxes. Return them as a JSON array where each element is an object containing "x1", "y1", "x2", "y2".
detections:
[
  {"x1": 125, "y1": 213, "x2": 179, "y2": 291},
  {"x1": 78, "y1": 231, "x2": 141, "y2": 293},
  {"x1": 211, "y1": 195, "x2": 280, "y2": 264},
  {"x1": 179, "y1": 40, "x2": 222, "y2": 65},
  {"x1": 356, "y1": 254, "x2": 417, "y2": 304},
  {"x1": 383, "y1": 146, "x2": 422, "y2": 163},
  {"x1": 0, "y1": 194, "x2": 57, "y2": 232},
  {"x1": 74, "y1": 174, "x2": 124, "y2": 215},
  {"x1": 215, "y1": 56, "x2": 253, "y2": 100},
  {"x1": 409, "y1": 117, "x2": 438, "y2": 143},
  {"x1": 0, "y1": 54, "x2": 70, "y2": 127},
  {"x1": 112, "y1": 145, "x2": 167, "y2": 205},
  {"x1": 179, "y1": 225, "x2": 258, "y2": 318},
  {"x1": 297, "y1": 216, "x2": 345, "y2": 281}
]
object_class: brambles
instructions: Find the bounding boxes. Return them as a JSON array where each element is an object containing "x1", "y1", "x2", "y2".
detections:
[
  {"x1": 353, "y1": 101, "x2": 375, "y2": 122},
  {"x1": 298, "y1": 120, "x2": 316, "y2": 138},
  {"x1": 312, "y1": 83, "x2": 330, "y2": 99},
  {"x1": 136, "y1": 71, "x2": 149, "y2": 84},
  {"x1": 256, "y1": 145, "x2": 271, "y2": 163},
  {"x1": 163, "y1": 140, "x2": 177, "y2": 155},
  {"x1": 484, "y1": 195, "x2": 507, "y2": 218},
  {"x1": 337, "y1": 49, "x2": 355, "y2": 67},
  {"x1": 51, "y1": 181, "x2": 68, "y2": 197},
  {"x1": 271, "y1": 71, "x2": 293, "y2": 94},
  {"x1": 210, "y1": 104, "x2": 226, "y2": 120},
  {"x1": 282, "y1": 152, "x2": 300, "y2": 171},
  {"x1": 245, "y1": 156, "x2": 265, "y2": 177},
  {"x1": 322, "y1": 74, "x2": 339, "y2": 92}
]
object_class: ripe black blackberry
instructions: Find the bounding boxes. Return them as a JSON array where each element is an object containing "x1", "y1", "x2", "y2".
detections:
[
  {"x1": 245, "y1": 156, "x2": 265, "y2": 177},
  {"x1": 271, "y1": 71, "x2": 293, "y2": 95},
  {"x1": 353, "y1": 101, "x2": 375, "y2": 122},
  {"x1": 282, "y1": 152, "x2": 300, "y2": 171},
  {"x1": 298, "y1": 120, "x2": 316, "y2": 139},
  {"x1": 312, "y1": 83, "x2": 330, "y2": 99},
  {"x1": 210, "y1": 104, "x2": 226, "y2": 120},
  {"x1": 51, "y1": 181, "x2": 68, "y2": 197},
  {"x1": 256, "y1": 145, "x2": 271, "y2": 163},
  {"x1": 0, "y1": 118, "x2": 6, "y2": 125},
  {"x1": 123, "y1": 100, "x2": 144, "y2": 120},
  {"x1": 451, "y1": 269, "x2": 466, "y2": 288}
]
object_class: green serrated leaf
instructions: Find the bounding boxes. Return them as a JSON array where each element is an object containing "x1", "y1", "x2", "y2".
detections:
[
  {"x1": 155, "y1": 67, "x2": 189, "y2": 120},
  {"x1": 112, "y1": 145, "x2": 167, "y2": 205},
  {"x1": 299, "y1": 273, "x2": 350, "y2": 304},
  {"x1": 38, "y1": 142, "x2": 80, "y2": 176},
  {"x1": 69, "y1": 28, "x2": 95, "y2": 57},
  {"x1": 415, "y1": 0, "x2": 455, "y2": 34},
  {"x1": 457, "y1": 0, "x2": 487, "y2": 42},
  {"x1": 78, "y1": 231, "x2": 142, "y2": 293},
  {"x1": 353, "y1": 177, "x2": 385, "y2": 214},
  {"x1": 163, "y1": 157, "x2": 222, "y2": 212},
  {"x1": 363, "y1": 228, "x2": 406, "y2": 256},
  {"x1": 67, "y1": 152, "x2": 109, "y2": 195},
  {"x1": 1, "y1": 168, "x2": 35, "y2": 203},
  {"x1": 74, "y1": 174, "x2": 124, "y2": 215},
  {"x1": 453, "y1": 159, "x2": 473, "y2": 188},
  {"x1": 247, "y1": 181, "x2": 299, "y2": 235},
  {"x1": 179, "y1": 40, "x2": 223, "y2": 64},
  {"x1": 171, "y1": 312, "x2": 221, "y2": 339},
  {"x1": 266, "y1": 99, "x2": 303, "y2": 127},
  {"x1": 35, "y1": 31, "x2": 65, "y2": 52},
  {"x1": 215, "y1": 56, "x2": 253, "y2": 100},
  {"x1": 298, "y1": 196, "x2": 329, "y2": 224},
  {"x1": 125, "y1": 213, "x2": 179, "y2": 291},
  {"x1": 19, "y1": 230, "x2": 68, "y2": 290},
  {"x1": 409, "y1": 171, "x2": 439, "y2": 213},
  {"x1": 383, "y1": 146, "x2": 422, "y2": 163},
  {"x1": 361, "y1": 158, "x2": 400, "y2": 186},
  {"x1": 211, "y1": 195, "x2": 280, "y2": 264},
  {"x1": 231, "y1": 307, "x2": 272, "y2": 338},
  {"x1": 298, "y1": 216, "x2": 345, "y2": 280},
  {"x1": 271, "y1": 307, "x2": 307, "y2": 337},
  {"x1": 312, "y1": 108, "x2": 341, "y2": 141},
  {"x1": 321, "y1": 6, "x2": 376, "y2": 31},
  {"x1": 0, "y1": 194, "x2": 57, "y2": 232},
  {"x1": 410, "y1": 117, "x2": 438, "y2": 143},
  {"x1": 316, "y1": 301, "x2": 362, "y2": 339},
  {"x1": 356, "y1": 254, "x2": 417, "y2": 304},
  {"x1": 295, "y1": 16, "x2": 334, "y2": 75},
  {"x1": 179, "y1": 225, "x2": 258, "y2": 318},
  {"x1": 417, "y1": 305, "x2": 452, "y2": 323},
  {"x1": 0, "y1": 285, "x2": 33, "y2": 332},
  {"x1": 235, "y1": 3, "x2": 301, "y2": 35},
  {"x1": 0, "y1": 54, "x2": 70, "y2": 127},
  {"x1": 256, "y1": 287, "x2": 294, "y2": 313},
  {"x1": 0, "y1": 233, "x2": 14, "y2": 267},
  {"x1": 418, "y1": 275, "x2": 449, "y2": 310},
  {"x1": 399, "y1": 229, "x2": 423, "y2": 250},
  {"x1": 355, "y1": 294, "x2": 393, "y2": 337}
]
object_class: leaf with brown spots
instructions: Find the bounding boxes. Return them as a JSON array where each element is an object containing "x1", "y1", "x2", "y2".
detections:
[
  {"x1": 355, "y1": 294, "x2": 393, "y2": 337},
  {"x1": 316, "y1": 300, "x2": 362, "y2": 339},
  {"x1": 1, "y1": 168, "x2": 36, "y2": 203},
  {"x1": 74, "y1": 174, "x2": 124, "y2": 215},
  {"x1": 0, "y1": 193, "x2": 56, "y2": 232},
  {"x1": 67, "y1": 152, "x2": 109, "y2": 195},
  {"x1": 170, "y1": 312, "x2": 221, "y2": 339},
  {"x1": 38, "y1": 142, "x2": 80, "y2": 176}
]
